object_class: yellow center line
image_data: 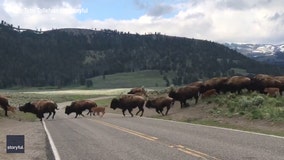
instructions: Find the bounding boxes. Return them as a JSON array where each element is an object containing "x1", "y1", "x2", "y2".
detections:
[
  {"x1": 93, "y1": 119, "x2": 158, "y2": 141},
  {"x1": 91, "y1": 119, "x2": 221, "y2": 160}
]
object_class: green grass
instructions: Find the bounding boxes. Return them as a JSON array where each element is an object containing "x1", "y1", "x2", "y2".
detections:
[
  {"x1": 88, "y1": 70, "x2": 175, "y2": 89},
  {"x1": 203, "y1": 92, "x2": 284, "y2": 122}
]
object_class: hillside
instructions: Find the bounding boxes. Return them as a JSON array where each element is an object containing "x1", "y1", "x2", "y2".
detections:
[{"x1": 0, "y1": 21, "x2": 283, "y2": 88}]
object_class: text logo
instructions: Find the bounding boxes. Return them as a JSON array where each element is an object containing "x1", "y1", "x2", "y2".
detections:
[{"x1": 6, "y1": 135, "x2": 25, "y2": 153}]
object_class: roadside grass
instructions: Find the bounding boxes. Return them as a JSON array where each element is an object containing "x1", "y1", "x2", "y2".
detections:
[{"x1": 203, "y1": 92, "x2": 284, "y2": 122}]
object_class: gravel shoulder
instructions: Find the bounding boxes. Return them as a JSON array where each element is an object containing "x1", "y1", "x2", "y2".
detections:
[{"x1": 0, "y1": 118, "x2": 50, "y2": 160}]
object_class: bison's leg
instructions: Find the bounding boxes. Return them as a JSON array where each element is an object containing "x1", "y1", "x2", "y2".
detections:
[
  {"x1": 136, "y1": 107, "x2": 144, "y2": 117},
  {"x1": 46, "y1": 112, "x2": 52, "y2": 119},
  {"x1": 194, "y1": 95, "x2": 199, "y2": 104},
  {"x1": 165, "y1": 106, "x2": 170, "y2": 115},
  {"x1": 155, "y1": 108, "x2": 160, "y2": 114},
  {"x1": 4, "y1": 107, "x2": 8, "y2": 116},
  {"x1": 52, "y1": 111, "x2": 56, "y2": 119},
  {"x1": 128, "y1": 108, "x2": 134, "y2": 117},
  {"x1": 122, "y1": 109, "x2": 127, "y2": 116},
  {"x1": 160, "y1": 108, "x2": 165, "y2": 116}
]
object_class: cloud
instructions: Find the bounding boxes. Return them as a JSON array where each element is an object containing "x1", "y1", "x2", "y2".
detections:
[
  {"x1": 146, "y1": 3, "x2": 174, "y2": 17},
  {"x1": 0, "y1": 0, "x2": 284, "y2": 44}
]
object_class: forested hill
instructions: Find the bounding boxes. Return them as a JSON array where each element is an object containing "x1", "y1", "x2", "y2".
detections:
[{"x1": 0, "y1": 22, "x2": 283, "y2": 88}]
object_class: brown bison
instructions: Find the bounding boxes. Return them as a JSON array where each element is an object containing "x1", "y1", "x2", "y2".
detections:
[
  {"x1": 65, "y1": 100, "x2": 97, "y2": 118},
  {"x1": 188, "y1": 81, "x2": 203, "y2": 89},
  {"x1": 145, "y1": 97, "x2": 174, "y2": 116},
  {"x1": 110, "y1": 94, "x2": 145, "y2": 117},
  {"x1": 225, "y1": 76, "x2": 251, "y2": 94},
  {"x1": 264, "y1": 87, "x2": 280, "y2": 97},
  {"x1": 274, "y1": 76, "x2": 284, "y2": 95},
  {"x1": 201, "y1": 89, "x2": 218, "y2": 99},
  {"x1": 250, "y1": 74, "x2": 281, "y2": 93},
  {"x1": 0, "y1": 95, "x2": 12, "y2": 116},
  {"x1": 199, "y1": 77, "x2": 228, "y2": 94},
  {"x1": 128, "y1": 87, "x2": 148, "y2": 97},
  {"x1": 91, "y1": 106, "x2": 106, "y2": 117},
  {"x1": 168, "y1": 85, "x2": 199, "y2": 108},
  {"x1": 19, "y1": 100, "x2": 59, "y2": 121}
]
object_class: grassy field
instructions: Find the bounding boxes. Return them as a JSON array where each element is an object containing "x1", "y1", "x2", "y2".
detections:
[{"x1": 88, "y1": 70, "x2": 175, "y2": 89}]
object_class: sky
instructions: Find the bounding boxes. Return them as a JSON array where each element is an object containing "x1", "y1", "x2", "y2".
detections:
[{"x1": 0, "y1": 0, "x2": 284, "y2": 44}]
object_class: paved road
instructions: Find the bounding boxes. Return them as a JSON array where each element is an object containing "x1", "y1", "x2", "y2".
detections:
[{"x1": 44, "y1": 101, "x2": 284, "y2": 160}]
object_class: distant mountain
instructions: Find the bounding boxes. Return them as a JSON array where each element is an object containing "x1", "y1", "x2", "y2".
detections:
[
  {"x1": 224, "y1": 43, "x2": 284, "y2": 66},
  {"x1": 0, "y1": 20, "x2": 283, "y2": 88}
]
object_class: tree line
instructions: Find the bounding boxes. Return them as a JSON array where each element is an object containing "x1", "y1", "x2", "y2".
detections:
[{"x1": 0, "y1": 21, "x2": 283, "y2": 88}]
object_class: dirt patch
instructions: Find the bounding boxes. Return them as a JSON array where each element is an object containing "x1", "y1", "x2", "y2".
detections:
[{"x1": 0, "y1": 118, "x2": 49, "y2": 160}]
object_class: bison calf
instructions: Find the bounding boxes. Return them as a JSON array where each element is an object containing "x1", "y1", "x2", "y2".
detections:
[
  {"x1": 19, "y1": 100, "x2": 59, "y2": 121},
  {"x1": 65, "y1": 100, "x2": 97, "y2": 118},
  {"x1": 91, "y1": 106, "x2": 106, "y2": 117},
  {"x1": 145, "y1": 97, "x2": 174, "y2": 116},
  {"x1": 264, "y1": 87, "x2": 280, "y2": 97}
]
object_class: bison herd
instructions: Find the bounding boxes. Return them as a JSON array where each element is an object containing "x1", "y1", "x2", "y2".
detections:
[{"x1": 1, "y1": 74, "x2": 284, "y2": 121}]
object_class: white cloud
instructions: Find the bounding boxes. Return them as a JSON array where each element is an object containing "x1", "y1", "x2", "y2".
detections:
[{"x1": 0, "y1": 0, "x2": 284, "y2": 44}]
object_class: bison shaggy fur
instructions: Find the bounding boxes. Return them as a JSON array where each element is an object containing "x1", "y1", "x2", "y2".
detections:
[
  {"x1": 145, "y1": 97, "x2": 174, "y2": 116},
  {"x1": 19, "y1": 100, "x2": 58, "y2": 121},
  {"x1": 168, "y1": 85, "x2": 199, "y2": 108},
  {"x1": 65, "y1": 100, "x2": 97, "y2": 118},
  {"x1": 110, "y1": 94, "x2": 145, "y2": 117},
  {"x1": 225, "y1": 76, "x2": 251, "y2": 94},
  {"x1": 200, "y1": 77, "x2": 228, "y2": 94}
]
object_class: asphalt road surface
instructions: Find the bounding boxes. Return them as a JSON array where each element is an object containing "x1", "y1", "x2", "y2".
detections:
[{"x1": 44, "y1": 100, "x2": 284, "y2": 160}]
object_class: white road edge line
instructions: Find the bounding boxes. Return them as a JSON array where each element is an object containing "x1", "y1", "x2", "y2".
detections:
[{"x1": 42, "y1": 120, "x2": 61, "y2": 160}]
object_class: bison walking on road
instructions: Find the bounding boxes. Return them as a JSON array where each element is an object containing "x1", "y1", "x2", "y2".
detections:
[
  {"x1": 145, "y1": 97, "x2": 174, "y2": 116},
  {"x1": 65, "y1": 100, "x2": 97, "y2": 118},
  {"x1": 110, "y1": 94, "x2": 145, "y2": 117},
  {"x1": 19, "y1": 100, "x2": 59, "y2": 121}
]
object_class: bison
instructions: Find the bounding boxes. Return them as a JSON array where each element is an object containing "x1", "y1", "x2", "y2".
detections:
[
  {"x1": 168, "y1": 85, "x2": 199, "y2": 108},
  {"x1": 225, "y1": 76, "x2": 251, "y2": 94},
  {"x1": 65, "y1": 100, "x2": 97, "y2": 118},
  {"x1": 19, "y1": 100, "x2": 59, "y2": 121},
  {"x1": 199, "y1": 77, "x2": 228, "y2": 94},
  {"x1": 128, "y1": 87, "x2": 148, "y2": 97},
  {"x1": 264, "y1": 87, "x2": 280, "y2": 97},
  {"x1": 91, "y1": 106, "x2": 106, "y2": 117},
  {"x1": 274, "y1": 76, "x2": 284, "y2": 95},
  {"x1": 0, "y1": 96, "x2": 12, "y2": 116},
  {"x1": 145, "y1": 97, "x2": 174, "y2": 116},
  {"x1": 201, "y1": 89, "x2": 218, "y2": 99},
  {"x1": 250, "y1": 74, "x2": 281, "y2": 93},
  {"x1": 110, "y1": 94, "x2": 145, "y2": 117}
]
